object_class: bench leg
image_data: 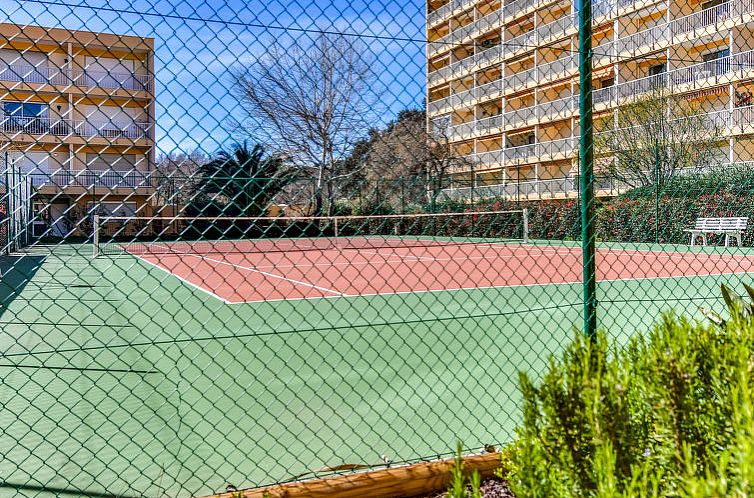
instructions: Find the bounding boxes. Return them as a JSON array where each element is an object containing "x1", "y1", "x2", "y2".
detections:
[
  {"x1": 725, "y1": 234, "x2": 730, "y2": 247},
  {"x1": 703, "y1": 234, "x2": 708, "y2": 246},
  {"x1": 737, "y1": 233, "x2": 743, "y2": 247}
]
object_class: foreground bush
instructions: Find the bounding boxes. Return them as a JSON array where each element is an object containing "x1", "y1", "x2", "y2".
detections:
[{"x1": 507, "y1": 309, "x2": 754, "y2": 498}]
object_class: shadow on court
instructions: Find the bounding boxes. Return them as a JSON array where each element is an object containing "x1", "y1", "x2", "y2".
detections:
[{"x1": 0, "y1": 255, "x2": 45, "y2": 315}]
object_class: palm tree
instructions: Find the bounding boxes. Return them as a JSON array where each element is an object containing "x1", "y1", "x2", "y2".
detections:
[{"x1": 192, "y1": 141, "x2": 293, "y2": 217}]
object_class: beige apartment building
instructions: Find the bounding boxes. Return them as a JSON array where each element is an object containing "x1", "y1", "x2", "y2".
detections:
[
  {"x1": 0, "y1": 23, "x2": 154, "y2": 238},
  {"x1": 426, "y1": 0, "x2": 754, "y2": 200}
]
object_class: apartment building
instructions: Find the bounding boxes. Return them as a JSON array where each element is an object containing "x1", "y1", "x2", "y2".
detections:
[
  {"x1": 0, "y1": 23, "x2": 154, "y2": 238},
  {"x1": 427, "y1": 0, "x2": 754, "y2": 200}
]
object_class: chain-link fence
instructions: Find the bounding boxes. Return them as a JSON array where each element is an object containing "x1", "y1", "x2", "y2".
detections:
[{"x1": 1, "y1": 0, "x2": 753, "y2": 495}]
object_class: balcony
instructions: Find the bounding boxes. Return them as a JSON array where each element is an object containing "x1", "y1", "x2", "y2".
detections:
[
  {"x1": 506, "y1": 105, "x2": 537, "y2": 128},
  {"x1": 503, "y1": 0, "x2": 539, "y2": 21},
  {"x1": 535, "y1": 14, "x2": 577, "y2": 45},
  {"x1": 441, "y1": 96, "x2": 577, "y2": 137},
  {"x1": 0, "y1": 116, "x2": 151, "y2": 140},
  {"x1": 428, "y1": 0, "x2": 478, "y2": 27},
  {"x1": 537, "y1": 95, "x2": 578, "y2": 121},
  {"x1": 504, "y1": 30, "x2": 537, "y2": 58},
  {"x1": 0, "y1": 62, "x2": 153, "y2": 92},
  {"x1": 613, "y1": 0, "x2": 753, "y2": 59},
  {"x1": 504, "y1": 66, "x2": 538, "y2": 92},
  {"x1": 537, "y1": 54, "x2": 577, "y2": 82},
  {"x1": 29, "y1": 169, "x2": 154, "y2": 189},
  {"x1": 593, "y1": 50, "x2": 754, "y2": 105},
  {"x1": 440, "y1": 161, "x2": 754, "y2": 201},
  {"x1": 441, "y1": 177, "x2": 579, "y2": 200},
  {"x1": 428, "y1": 44, "x2": 503, "y2": 86},
  {"x1": 464, "y1": 136, "x2": 577, "y2": 166}
]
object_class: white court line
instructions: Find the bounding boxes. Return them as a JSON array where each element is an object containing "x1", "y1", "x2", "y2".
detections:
[
  {"x1": 224, "y1": 268, "x2": 754, "y2": 304},
  {"x1": 125, "y1": 242, "x2": 754, "y2": 305},
  {"x1": 130, "y1": 242, "x2": 343, "y2": 301},
  {"x1": 131, "y1": 252, "x2": 235, "y2": 304},
  {"x1": 182, "y1": 253, "x2": 344, "y2": 296}
]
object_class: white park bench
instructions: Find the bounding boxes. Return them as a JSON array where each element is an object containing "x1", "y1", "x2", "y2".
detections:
[{"x1": 685, "y1": 217, "x2": 748, "y2": 247}]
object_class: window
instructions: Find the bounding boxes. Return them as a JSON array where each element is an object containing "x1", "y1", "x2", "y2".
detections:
[
  {"x1": 600, "y1": 77, "x2": 615, "y2": 88},
  {"x1": 648, "y1": 63, "x2": 666, "y2": 76},
  {"x1": 703, "y1": 49, "x2": 730, "y2": 75},
  {"x1": 703, "y1": 49, "x2": 730, "y2": 61},
  {"x1": 3, "y1": 102, "x2": 47, "y2": 117}
]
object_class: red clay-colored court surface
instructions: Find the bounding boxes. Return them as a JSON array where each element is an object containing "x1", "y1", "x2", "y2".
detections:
[{"x1": 128, "y1": 239, "x2": 754, "y2": 303}]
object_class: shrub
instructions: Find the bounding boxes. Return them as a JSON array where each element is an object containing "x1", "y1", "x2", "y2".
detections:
[{"x1": 507, "y1": 305, "x2": 754, "y2": 498}]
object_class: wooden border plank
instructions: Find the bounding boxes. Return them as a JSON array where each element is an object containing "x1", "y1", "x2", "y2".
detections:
[{"x1": 204, "y1": 452, "x2": 503, "y2": 498}]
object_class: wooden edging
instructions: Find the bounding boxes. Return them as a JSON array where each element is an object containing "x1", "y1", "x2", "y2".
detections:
[{"x1": 204, "y1": 452, "x2": 503, "y2": 498}]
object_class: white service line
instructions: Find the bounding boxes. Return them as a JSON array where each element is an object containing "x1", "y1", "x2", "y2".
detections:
[{"x1": 183, "y1": 253, "x2": 345, "y2": 296}]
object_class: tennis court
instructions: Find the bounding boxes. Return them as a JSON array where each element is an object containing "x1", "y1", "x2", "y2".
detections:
[
  {"x1": 3, "y1": 234, "x2": 754, "y2": 496},
  {"x1": 121, "y1": 238, "x2": 754, "y2": 303}
]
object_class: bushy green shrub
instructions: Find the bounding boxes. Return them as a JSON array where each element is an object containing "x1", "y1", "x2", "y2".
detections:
[{"x1": 507, "y1": 305, "x2": 754, "y2": 498}]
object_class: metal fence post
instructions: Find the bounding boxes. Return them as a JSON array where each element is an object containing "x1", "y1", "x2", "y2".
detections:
[{"x1": 579, "y1": 0, "x2": 597, "y2": 340}]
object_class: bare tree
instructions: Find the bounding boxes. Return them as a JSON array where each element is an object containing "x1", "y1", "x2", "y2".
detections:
[
  {"x1": 153, "y1": 150, "x2": 207, "y2": 208},
  {"x1": 596, "y1": 87, "x2": 726, "y2": 188},
  {"x1": 232, "y1": 33, "x2": 381, "y2": 216},
  {"x1": 336, "y1": 109, "x2": 474, "y2": 211},
  {"x1": 425, "y1": 117, "x2": 473, "y2": 207}
]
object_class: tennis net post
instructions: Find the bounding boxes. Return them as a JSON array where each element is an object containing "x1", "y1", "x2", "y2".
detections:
[{"x1": 92, "y1": 214, "x2": 100, "y2": 258}]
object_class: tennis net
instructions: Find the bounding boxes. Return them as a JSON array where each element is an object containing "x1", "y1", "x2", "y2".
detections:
[{"x1": 92, "y1": 210, "x2": 529, "y2": 257}]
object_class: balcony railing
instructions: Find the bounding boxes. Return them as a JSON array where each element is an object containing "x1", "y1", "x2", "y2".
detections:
[
  {"x1": 506, "y1": 105, "x2": 537, "y2": 127},
  {"x1": 0, "y1": 62, "x2": 153, "y2": 92},
  {"x1": 428, "y1": 1, "x2": 455, "y2": 26},
  {"x1": 536, "y1": 14, "x2": 577, "y2": 44},
  {"x1": 504, "y1": 30, "x2": 537, "y2": 57},
  {"x1": 593, "y1": 50, "x2": 754, "y2": 105},
  {"x1": 0, "y1": 116, "x2": 152, "y2": 140},
  {"x1": 439, "y1": 162, "x2": 754, "y2": 202},
  {"x1": 538, "y1": 54, "x2": 577, "y2": 80},
  {"x1": 28, "y1": 169, "x2": 154, "y2": 189},
  {"x1": 503, "y1": 0, "x2": 539, "y2": 21},
  {"x1": 537, "y1": 95, "x2": 578, "y2": 120}
]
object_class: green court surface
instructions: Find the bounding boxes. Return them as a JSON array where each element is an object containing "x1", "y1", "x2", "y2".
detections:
[{"x1": 0, "y1": 241, "x2": 750, "y2": 497}]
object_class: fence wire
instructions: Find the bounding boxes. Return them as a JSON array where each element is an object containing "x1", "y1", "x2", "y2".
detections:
[{"x1": 0, "y1": 0, "x2": 753, "y2": 495}]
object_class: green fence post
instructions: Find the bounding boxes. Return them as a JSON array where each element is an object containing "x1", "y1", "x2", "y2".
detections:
[{"x1": 579, "y1": 0, "x2": 597, "y2": 339}]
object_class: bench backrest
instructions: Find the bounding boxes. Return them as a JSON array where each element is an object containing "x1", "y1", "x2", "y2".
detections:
[{"x1": 695, "y1": 217, "x2": 749, "y2": 231}]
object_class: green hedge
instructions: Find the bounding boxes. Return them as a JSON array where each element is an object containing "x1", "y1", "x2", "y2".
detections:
[
  {"x1": 474, "y1": 167, "x2": 754, "y2": 244},
  {"x1": 506, "y1": 303, "x2": 754, "y2": 498}
]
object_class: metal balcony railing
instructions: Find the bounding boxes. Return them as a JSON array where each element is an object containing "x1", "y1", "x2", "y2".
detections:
[
  {"x1": 28, "y1": 169, "x2": 154, "y2": 189},
  {"x1": 506, "y1": 105, "x2": 537, "y2": 127},
  {"x1": 536, "y1": 14, "x2": 577, "y2": 44},
  {"x1": 503, "y1": 0, "x2": 539, "y2": 21},
  {"x1": 504, "y1": 30, "x2": 537, "y2": 57},
  {"x1": 538, "y1": 55, "x2": 577, "y2": 80},
  {"x1": 440, "y1": 162, "x2": 754, "y2": 201},
  {"x1": 593, "y1": 50, "x2": 754, "y2": 105},
  {"x1": 0, "y1": 62, "x2": 153, "y2": 92},
  {"x1": 0, "y1": 116, "x2": 152, "y2": 140}
]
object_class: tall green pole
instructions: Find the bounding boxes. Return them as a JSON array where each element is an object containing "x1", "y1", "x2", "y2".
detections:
[{"x1": 579, "y1": 0, "x2": 597, "y2": 339}]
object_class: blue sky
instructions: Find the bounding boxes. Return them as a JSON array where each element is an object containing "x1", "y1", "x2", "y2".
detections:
[{"x1": 3, "y1": 0, "x2": 428, "y2": 155}]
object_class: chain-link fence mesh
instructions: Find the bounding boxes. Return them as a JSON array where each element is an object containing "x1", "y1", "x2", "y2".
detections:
[{"x1": 0, "y1": 0, "x2": 753, "y2": 495}]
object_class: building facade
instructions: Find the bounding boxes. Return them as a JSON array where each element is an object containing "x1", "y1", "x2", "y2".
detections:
[
  {"x1": 0, "y1": 23, "x2": 154, "y2": 238},
  {"x1": 426, "y1": 0, "x2": 754, "y2": 200}
]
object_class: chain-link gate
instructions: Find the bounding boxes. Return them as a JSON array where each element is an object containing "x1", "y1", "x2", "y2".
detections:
[{"x1": 1, "y1": 0, "x2": 753, "y2": 495}]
